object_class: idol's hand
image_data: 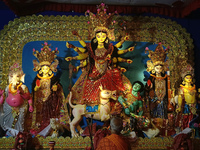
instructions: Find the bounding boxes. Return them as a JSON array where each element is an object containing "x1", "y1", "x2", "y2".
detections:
[
  {"x1": 124, "y1": 35, "x2": 129, "y2": 41},
  {"x1": 106, "y1": 54, "x2": 111, "y2": 60},
  {"x1": 176, "y1": 107, "x2": 181, "y2": 113},
  {"x1": 34, "y1": 85, "x2": 40, "y2": 91},
  {"x1": 127, "y1": 59, "x2": 133, "y2": 64},
  {"x1": 29, "y1": 105, "x2": 34, "y2": 112},
  {"x1": 65, "y1": 57, "x2": 72, "y2": 61},
  {"x1": 156, "y1": 100, "x2": 161, "y2": 104},
  {"x1": 125, "y1": 108, "x2": 130, "y2": 115},
  {"x1": 128, "y1": 47, "x2": 134, "y2": 52},
  {"x1": 52, "y1": 85, "x2": 58, "y2": 91},
  {"x1": 120, "y1": 67, "x2": 127, "y2": 72},
  {"x1": 66, "y1": 42, "x2": 75, "y2": 48}
]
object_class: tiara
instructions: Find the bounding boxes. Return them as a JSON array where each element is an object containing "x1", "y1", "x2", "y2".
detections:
[
  {"x1": 9, "y1": 62, "x2": 23, "y2": 75},
  {"x1": 33, "y1": 42, "x2": 59, "y2": 66},
  {"x1": 181, "y1": 63, "x2": 194, "y2": 79},
  {"x1": 145, "y1": 43, "x2": 169, "y2": 66},
  {"x1": 85, "y1": 3, "x2": 118, "y2": 39},
  {"x1": 145, "y1": 43, "x2": 169, "y2": 72}
]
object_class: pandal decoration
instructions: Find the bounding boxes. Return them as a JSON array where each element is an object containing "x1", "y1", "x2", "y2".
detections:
[
  {"x1": 0, "y1": 136, "x2": 91, "y2": 149},
  {"x1": 0, "y1": 14, "x2": 194, "y2": 91},
  {"x1": 0, "y1": 7, "x2": 195, "y2": 149},
  {"x1": 145, "y1": 42, "x2": 169, "y2": 73},
  {"x1": 0, "y1": 135, "x2": 176, "y2": 149}
]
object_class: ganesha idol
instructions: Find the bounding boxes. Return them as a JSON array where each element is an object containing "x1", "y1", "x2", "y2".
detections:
[{"x1": 0, "y1": 63, "x2": 33, "y2": 136}]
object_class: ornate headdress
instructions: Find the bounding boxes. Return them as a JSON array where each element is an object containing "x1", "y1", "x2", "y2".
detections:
[
  {"x1": 145, "y1": 43, "x2": 169, "y2": 72},
  {"x1": 181, "y1": 63, "x2": 194, "y2": 79},
  {"x1": 33, "y1": 42, "x2": 59, "y2": 72},
  {"x1": 9, "y1": 62, "x2": 24, "y2": 76},
  {"x1": 85, "y1": 3, "x2": 117, "y2": 40}
]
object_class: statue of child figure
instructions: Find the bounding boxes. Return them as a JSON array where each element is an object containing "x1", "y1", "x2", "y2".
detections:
[{"x1": 118, "y1": 81, "x2": 144, "y2": 116}]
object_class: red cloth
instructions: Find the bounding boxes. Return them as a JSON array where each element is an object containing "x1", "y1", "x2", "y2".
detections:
[
  {"x1": 83, "y1": 68, "x2": 124, "y2": 105},
  {"x1": 96, "y1": 134, "x2": 130, "y2": 150},
  {"x1": 182, "y1": 114, "x2": 193, "y2": 129}
]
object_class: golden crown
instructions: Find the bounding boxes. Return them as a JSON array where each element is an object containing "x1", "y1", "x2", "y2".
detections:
[
  {"x1": 9, "y1": 62, "x2": 24, "y2": 76},
  {"x1": 181, "y1": 63, "x2": 194, "y2": 79},
  {"x1": 85, "y1": 3, "x2": 117, "y2": 39},
  {"x1": 33, "y1": 42, "x2": 59, "y2": 66},
  {"x1": 145, "y1": 43, "x2": 169, "y2": 66}
]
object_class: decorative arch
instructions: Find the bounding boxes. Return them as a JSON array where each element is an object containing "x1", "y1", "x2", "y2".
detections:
[{"x1": 0, "y1": 14, "x2": 194, "y2": 95}]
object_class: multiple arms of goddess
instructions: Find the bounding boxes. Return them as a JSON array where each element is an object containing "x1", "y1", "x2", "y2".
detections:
[{"x1": 65, "y1": 31, "x2": 134, "y2": 72}]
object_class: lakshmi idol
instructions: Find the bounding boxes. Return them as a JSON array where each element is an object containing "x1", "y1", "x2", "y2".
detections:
[
  {"x1": 0, "y1": 62, "x2": 33, "y2": 134},
  {"x1": 65, "y1": 3, "x2": 134, "y2": 106},
  {"x1": 31, "y1": 42, "x2": 70, "y2": 134},
  {"x1": 176, "y1": 63, "x2": 197, "y2": 130}
]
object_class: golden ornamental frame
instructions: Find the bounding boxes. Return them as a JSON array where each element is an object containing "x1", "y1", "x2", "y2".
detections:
[
  {"x1": 0, "y1": 15, "x2": 194, "y2": 94},
  {"x1": 0, "y1": 14, "x2": 194, "y2": 149}
]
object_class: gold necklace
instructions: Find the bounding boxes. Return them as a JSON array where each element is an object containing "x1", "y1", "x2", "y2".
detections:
[
  {"x1": 150, "y1": 74, "x2": 167, "y2": 80},
  {"x1": 37, "y1": 74, "x2": 54, "y2": 79},
  {"x1": 180, "y1": 84, "x2": 195, "y2": 91},
  {"x1": 9, "y1": 82, "x2": 22, "y2": 94}
]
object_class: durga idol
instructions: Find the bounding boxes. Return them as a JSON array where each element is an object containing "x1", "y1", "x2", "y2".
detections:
[{"x1": 65, "y1": 3, "x2": 134, "y2": 106}]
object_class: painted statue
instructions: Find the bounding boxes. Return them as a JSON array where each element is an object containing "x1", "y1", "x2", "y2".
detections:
[
  {"x1": 176, "y1": 63, "x2": 197, "y2": 130},
  {"x1": 118, "y1": 81, "x2": 144, "y2": 116},
  {"x1": 144, "y1": 43, "x2": 170, "y2": 119},
  {"x1": 0, "y1": 62, "x2": 33, "y2": 135},
  {"x1": 31, "y1": 42, "x2": 70, "y2": 135},
  {"x1": 68, "y1": 86, "x2": 117, "y2": 137},
  {"x1": 65, "y1": 3, "x2": 134, "y2": 107}
]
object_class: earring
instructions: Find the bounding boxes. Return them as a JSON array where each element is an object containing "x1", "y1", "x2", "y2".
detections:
[
  {"x1": 93, "y1": 39, "x2": 97, "y2": 43},
  {"x1": 48, "y1": 70, "x2": 52, "y2": 76},
  {"x1": 105, "y1": 39, "x2": 108, "y2": 43},
  {"x1": 152, "y1": 70, "x2": 155, "y2": 74},
  {"x1": 39, "y1": 70, "x2": 42, "y2": 75}
]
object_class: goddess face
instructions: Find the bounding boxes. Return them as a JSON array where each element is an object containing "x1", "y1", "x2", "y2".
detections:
[
  {"x1": 154, "y1": 65, "x2": 163, "y2": 74},
  {"x1": 184, "y1": 75, "x2": 192, "y2": 83},
  {"x1": 41, "y1": 65, "x2": 50, "y2": 75},
  {"x1": 132, "y1": 83, "x2": 141, "y2": 92},
  {"x1": 96, "y1": 32, "x2": 107, "y2": 43}
]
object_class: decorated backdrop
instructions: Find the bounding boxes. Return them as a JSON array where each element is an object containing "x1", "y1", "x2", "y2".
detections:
[{"x1": 0, "y1": 15, "x2": 194, "y2": 97}]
